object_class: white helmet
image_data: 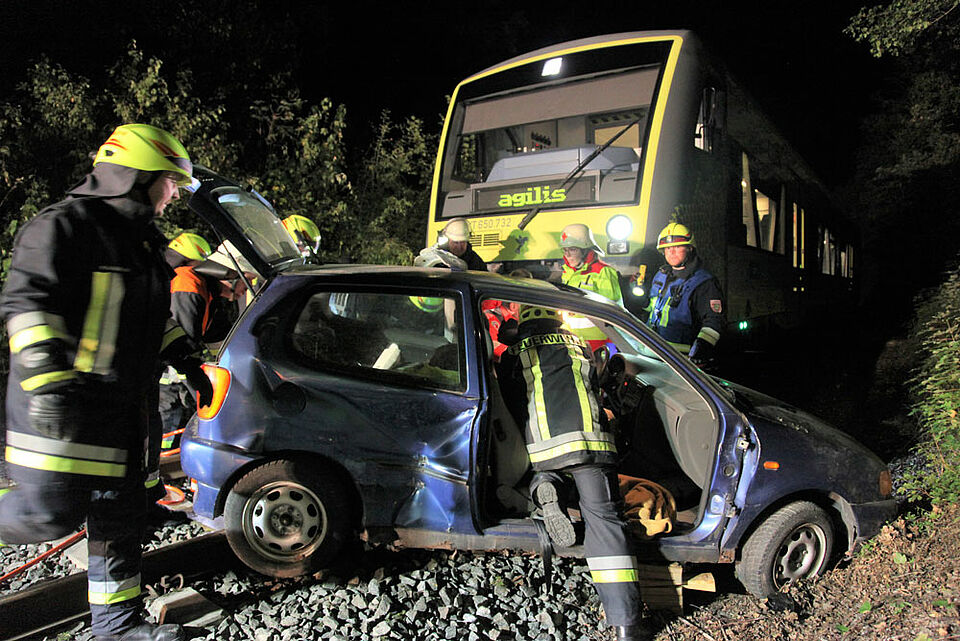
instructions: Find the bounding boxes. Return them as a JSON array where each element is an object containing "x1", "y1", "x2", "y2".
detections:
[
  {"x1": 559, "y1": 223, "x2": 603, "y2": 255},
  {"x1": 442, "y1": 218, "x2": 471, "y2": 242}
]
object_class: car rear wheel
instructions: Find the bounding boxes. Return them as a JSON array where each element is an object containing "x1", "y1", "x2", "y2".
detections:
[
  {"x1": 224, "y1": 459, "x2": 353, "y2": 578},
  {"x1": 735, "y1": 501, "x2": 834, "y2": 597}
]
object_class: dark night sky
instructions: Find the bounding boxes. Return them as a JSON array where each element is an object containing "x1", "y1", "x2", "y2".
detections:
[{"x1": 0, "y1": 0, "x2": 886, "y2": 188}]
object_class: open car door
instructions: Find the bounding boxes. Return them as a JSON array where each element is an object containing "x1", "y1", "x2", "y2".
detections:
[{"x1": 185, "y1": 166, "x2": 303, "y2": 281}]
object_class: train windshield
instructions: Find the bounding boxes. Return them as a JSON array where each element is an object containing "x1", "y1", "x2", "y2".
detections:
[{"x1": 438, "y1": 41, "x2": 670, "y2": 219}]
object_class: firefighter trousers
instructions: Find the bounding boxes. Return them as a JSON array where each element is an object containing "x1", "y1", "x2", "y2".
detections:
[
  {"x1": 0, "y1": 475, "x2": 147, "y2": 636},
  {"x1": 532, "y1": 465, "x2": 643, "y2": 627}
]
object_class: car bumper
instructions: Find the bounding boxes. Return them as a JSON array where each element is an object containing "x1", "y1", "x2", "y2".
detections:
[
  {"x1": 849, "y1": 497, "x2": 898, "y2": 547},
  {"x1": 180, "y1": 435, "x2": 260, "y2": 520}
]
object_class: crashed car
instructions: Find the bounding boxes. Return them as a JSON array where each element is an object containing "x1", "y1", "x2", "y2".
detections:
[{"x1": 180, "y1": 170, "x2": 896, "y2": 598}]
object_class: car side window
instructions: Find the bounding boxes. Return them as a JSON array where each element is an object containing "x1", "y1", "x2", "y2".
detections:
[{"x1": 290, "y1": 291, "x2": 465, "y2": 392}]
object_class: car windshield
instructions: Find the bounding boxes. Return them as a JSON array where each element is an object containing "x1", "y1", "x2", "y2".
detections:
[{"x1": 211, "y1": 186, "x2": 301, "y2": 266}]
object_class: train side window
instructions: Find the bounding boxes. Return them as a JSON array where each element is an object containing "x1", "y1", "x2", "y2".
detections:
[
  {"x1": 792, "y1": 204, "x2": 806, "y2": 269},
  {"x1": 755, "y1": 188, "x2": 778, "y2": 252},
  {"x1": 695, "y1": 87, "x2": 721, "y2": 152},
  {"x1": 740, "y1": 153, "x2": 759, "y2": 248}
]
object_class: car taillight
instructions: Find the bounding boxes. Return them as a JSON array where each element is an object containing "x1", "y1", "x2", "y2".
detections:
[{"x1": 197, "y1": 364, "x2": 231, "y2": 419}]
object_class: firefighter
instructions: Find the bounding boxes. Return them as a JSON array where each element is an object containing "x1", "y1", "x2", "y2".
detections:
[
  {"x1": 439, "y1": 217, "x2": 488, "y2": 271},
  {"x1": 149, "y1": 233, "x2": 227, "y2": 501},
  {"x1": 559, "y1": 223, "x2": 623, "y2": 351},
  {"x1": 499, "y1": 305, "x2": 646, "y2": 641},
  {"x1": 641, "y1": 223, "x2": 724, "y2": 367},
  {"x1": 281, "y1": 214, "x2": 321, "y2": 258},
  {"x1": 0, "y1": 124, "x2": 199, "y2": 641}
]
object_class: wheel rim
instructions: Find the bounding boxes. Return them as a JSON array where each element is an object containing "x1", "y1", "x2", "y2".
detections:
[
  {"x1": 773, "y1": 521, "x2": 829, "y2": 588},
  {"x1": 241, "y1": 480, "x2": 328, "y2": 562}
]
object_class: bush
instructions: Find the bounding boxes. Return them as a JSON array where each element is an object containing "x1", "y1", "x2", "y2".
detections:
[{"x1": 899, "y1": 261, "x2": 960, "y2": 505}]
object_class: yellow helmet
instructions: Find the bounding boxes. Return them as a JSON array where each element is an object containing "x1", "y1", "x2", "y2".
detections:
[
  {"x1": 441, "y1": 218, "x2": 471, "y2": 242},
  {"x1": 656, "y1": 222, "x2": 694, "y2": 251},
  {"x1": 168, "y1": 233, "x2": 211, "y2": 261},
  {"x1": 518, "y1": 305, "x2": 560, "y2": 324},
  {"x1": 560, "y1": 223, "x2": 603, "y2": 254},
  {"x1": 93, "y1": 124, "x2": 192, "y2": 185},
  {"x1": 409, "y1": 296, "x2": 443, "y2": 313},
  {"x1": 282, "y1": 215, "x2": 321, "y2": 245}
]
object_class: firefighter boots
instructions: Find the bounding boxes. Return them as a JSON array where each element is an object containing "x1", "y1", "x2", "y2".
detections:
[
  {"x1": 536, "y1": 481, "x2": 576, "y2": 548},
  {"x1": 95, "y1": 622, "x2": 185, "y2": 641}
]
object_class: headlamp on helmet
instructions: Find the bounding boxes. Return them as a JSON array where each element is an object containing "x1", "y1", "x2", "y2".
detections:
[{"x1": 656, "y1": 223, "x2": 694, "y2": 251}]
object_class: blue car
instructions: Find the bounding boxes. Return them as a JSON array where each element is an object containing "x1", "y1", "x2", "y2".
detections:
[{"x1": 180, "y1": 170, "x2": 896, "y2": 598}]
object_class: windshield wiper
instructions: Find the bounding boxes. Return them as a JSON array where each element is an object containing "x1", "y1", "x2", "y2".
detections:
[{"x1": 517, "y1": 113, "x2": 644, "y2": 231}]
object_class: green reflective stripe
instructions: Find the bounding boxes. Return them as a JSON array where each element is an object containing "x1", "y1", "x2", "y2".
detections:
[
  {"x1": 587, "y1": 555, "x2": 639, "y2": 571},
  {"x1": 667, "y1": 340, "x2": 691, "y2": 354},
  {"x1": 144, "y1": 472, "x2": 160, "y2": 489},
  {"x1": 7, "y1": 432, "x2": 127, "y2": 463},
  {"x1": 527, "y1": 437, "x2": 616, "y2": 464},
  {"x1": 569, "y1": 345, "x2": 594, "y2": 432},
  {"x1": 161, "y1": 435, "x2": 175, "y2": 448},
  {"x1": 591, "y1": 568, "x2": 639, "y2": 583},
  {"x1": 20, "y1": 369, "x2": 77, "y2": 391},
  {"x1": 698, "y1": 326, "x2": 721, "y2": 345},
  {"x1": 75, "y1": 272, "x2": 124, "y2": 374},
  {"x1": 161, "y1": 320, "x2": 186, "y2": 352},
  {"x1": 5, "y1": 446, "x2": 127, "y2": 478},
  {"x1": 88, "y1": 584, "x2": 141, "y2": 605},
  {"x1": 522, "y1": 349, "x2": 551, "y2": 442},
  {"x1": 659, "y1": 298, "x2": 671, "y2": 327},
  {"x1": 9, "y1": 324, "x2": 68, "y2": 353}
]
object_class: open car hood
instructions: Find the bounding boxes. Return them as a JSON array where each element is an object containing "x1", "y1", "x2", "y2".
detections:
[{"x1": 185, "y1": 167, "x2": 303, "y2": 279}]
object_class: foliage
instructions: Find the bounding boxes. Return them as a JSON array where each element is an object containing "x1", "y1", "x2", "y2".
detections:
[
  {"x1": 844, "y1": 1, "x2": 960, "y2": 317},
  {"x1": 349, "y1": 111, "x2": 438, "y2": 265},
  {"x1": 897, "y1": 263, "x2": 960, "y2": 506},
  {"x1": 846, "y1": 0, "x2": 959, "y2": 57},
  {"x1": 0, "y1": 41, "x2": 435, "y2": 269}
]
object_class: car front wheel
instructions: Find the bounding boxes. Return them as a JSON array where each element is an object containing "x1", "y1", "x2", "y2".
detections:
[
  {"x1": 735, "y1": 500, "x2": 834, "y2": 597},
  {"x1": 224, "y1": 459, "x2": 354, "y2": 578}
]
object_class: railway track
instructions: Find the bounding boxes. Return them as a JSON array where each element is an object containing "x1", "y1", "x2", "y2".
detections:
[{"x1": 0, "y1": 531, "x2": 235, "y2": 641}]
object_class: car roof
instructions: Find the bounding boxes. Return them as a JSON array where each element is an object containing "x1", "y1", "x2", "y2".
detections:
[{"x1": 278, "y1": 263, "x2": 624, "y2": 314}]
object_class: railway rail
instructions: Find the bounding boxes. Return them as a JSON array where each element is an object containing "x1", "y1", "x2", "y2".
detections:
[{"x1": 0, "y1": 530, "x2": 235, "y2": 641}]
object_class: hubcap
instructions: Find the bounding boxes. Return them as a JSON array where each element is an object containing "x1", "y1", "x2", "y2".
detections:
[
  {"x1": 773, "y1": 522, "x2": 828, "y2": 588},
  {"x1": 242, "y1": 481, "x2": 327, "y2": 562}
]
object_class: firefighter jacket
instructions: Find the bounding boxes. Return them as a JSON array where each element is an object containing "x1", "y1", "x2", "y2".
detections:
[
  {"x1": 561, "y1": 251, "x2": 622, "y2": 350},
  {"x1": 646, "y1": 256, "x2": 724, "y2": 353},
  {"x1": 561, "y1": 251, "x2": 623, "y2": 305},
  {"x1": 500, "y1": 318, "x2": 617, "y2": 471},
  {"x1": 481, "y1": 299, "x2": 517, "y2": 361},
  {"x1": 2, "y1": 168, "x2": 173, "y2": 486},
  {"x1": 170, "y1": 265, "x2": 217, "y2": 345}
]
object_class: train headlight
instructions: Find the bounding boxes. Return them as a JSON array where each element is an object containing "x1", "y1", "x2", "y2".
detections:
[
  {"x1": 606, "y1": 215, "x2": 632, "y2": 241},
  {"x1": 542, "y1": 57, "x2": 563, "y2": 76}
]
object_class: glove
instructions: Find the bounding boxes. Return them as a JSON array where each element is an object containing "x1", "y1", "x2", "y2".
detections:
[
  {"x1": 176, "y1": 358, "x2": 214, "y2": 408},
  {"x1": 688, "y1": 338, "x2": 717, "y2": 372},
  {"x1": 28, "y1": 390, "x2": 85, "y2": 440}
]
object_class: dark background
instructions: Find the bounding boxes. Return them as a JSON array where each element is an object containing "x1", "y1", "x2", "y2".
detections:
[{"x1": 0, "y1": 0, "x2": 884, "y2": 188}]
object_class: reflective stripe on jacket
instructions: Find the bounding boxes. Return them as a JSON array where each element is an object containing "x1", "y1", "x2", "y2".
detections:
[
  {"x1": 2, "y1": 193, "x2": 171, "y2": 481},
  {"x1": 502, "y1": 321, "x2": 617, "y2": 471},
  {"x1": 647, "y1": 266, "x2": 714, "y2": 351}
]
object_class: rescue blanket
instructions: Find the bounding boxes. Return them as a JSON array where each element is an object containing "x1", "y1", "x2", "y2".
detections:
[{"x1": 618, "y1": 475, "x2": 676, "y2": 538}]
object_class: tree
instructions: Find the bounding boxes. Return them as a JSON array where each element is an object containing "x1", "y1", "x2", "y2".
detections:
[{"x1": 845, "y1": 1, "x2": 960, "y2": 320}]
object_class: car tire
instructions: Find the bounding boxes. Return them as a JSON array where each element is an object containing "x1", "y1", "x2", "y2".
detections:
[
  {"x1": 224, "y1": 459, "x2": 354, "y2": 578},
  {"x1": 735, "y1": 500, "x2": 834, "y2": 597}
]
